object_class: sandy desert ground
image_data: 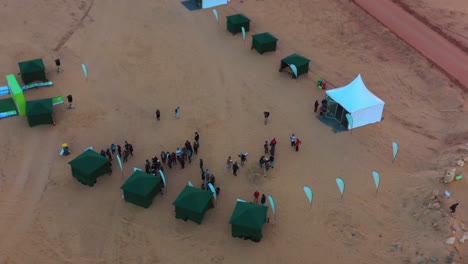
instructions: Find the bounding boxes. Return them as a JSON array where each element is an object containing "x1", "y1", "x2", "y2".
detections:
[{"x1": 0, "y1": 0, "x2": 467, "y2": 263}]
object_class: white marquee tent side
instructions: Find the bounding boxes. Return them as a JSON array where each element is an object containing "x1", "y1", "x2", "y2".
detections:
[
  {"x1": 202, "y1": 0, "x2": 228, "y2": 9},
  {"x1": 325, "y1": 74, "x2": 384, "y2": 129}
]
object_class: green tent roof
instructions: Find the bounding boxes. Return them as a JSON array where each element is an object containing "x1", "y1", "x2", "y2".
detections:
[
  {"x1": 252, "y1": 32, "x2": 278, "y2": 45},
  {"x1": 26, "y1": 98, "x2": 53, "y2": 116},
  {"x1": 229, "y1": 202, "x2": 268, "y2": 229},
  {"x1": 172, "y1": 186, "x2": 212, "y2": 213},
  {"x1": 121, "y1": 171, "x2": 161, "y2": 197},
  {"x1": 18, "y1": 59, "x2": 45, "y2": 74},
  {"x1": 227, "y1": 14, "x2": 250, "y2": 24},
  {"x1": 69, "y1": 149, "x2": 109, "y2": 176},
  {"x1": 281, "y1": 53, "x2": 310, "y2": 67}
]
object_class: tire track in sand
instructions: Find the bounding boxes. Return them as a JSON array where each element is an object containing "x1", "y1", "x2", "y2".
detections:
[
  {"x1": 0, "y1": 130, "x2": 58, "y2": 260},
  {"x1": 352, "y1": 0, "x2": 468, "y2": 90}
]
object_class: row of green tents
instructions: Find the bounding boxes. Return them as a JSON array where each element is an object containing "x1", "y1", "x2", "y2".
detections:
[
  {"x1": 68, "y1": 149, "x2": 269, "y2": 242},
  {"x1": 226, "y1": 14, "x2": 311, "y2": 79}
]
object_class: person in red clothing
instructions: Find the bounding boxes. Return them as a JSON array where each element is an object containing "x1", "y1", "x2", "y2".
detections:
[
  {"x1": 295, "y1": 138, "x2": 301, "y2": 151},
  {"x1": 253, "y1": 191, "x2": 260, "y2": 204},
  {"x1": 270, "y1": 138, "x2": 277, "y2": 146}
]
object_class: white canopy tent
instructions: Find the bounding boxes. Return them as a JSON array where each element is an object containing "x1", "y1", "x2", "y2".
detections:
[
  {"x1": 202, "y1": 0, "x2": 228, "y2": 8},
  {"x1": 325, "y1": 74, "x2": 384, "y2": 129}
]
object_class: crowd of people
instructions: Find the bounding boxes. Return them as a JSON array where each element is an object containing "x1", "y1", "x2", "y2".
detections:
[{"x1": 100, "y1": 141, "x2": 134, "y2": 163}]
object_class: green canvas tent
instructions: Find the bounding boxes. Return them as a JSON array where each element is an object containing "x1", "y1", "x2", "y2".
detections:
[
  {"x1": 251, "y1": 32, "x2": 278, "y2": 54},
  {"x1": 18, "y1": 59, "x2": 46, "y2": 85},
  {"x1": 279, "y1": 53, "x2": 311, "y2": 78},
  {"x1": 226, "y1": 14, "x2": 250, "y2": 35},
  {"x1": 68, "y1": 149, "x2": 111, "y2": 186},
  {"x1": 121, "y1": 171, "x2": 162, "y2": 208},
  {"x1": 26, "y1": 98, "x2": 54, "y2": 127},
  {"x1": 229, "y1": 202, "x2": 268, "y2": 242},
  {"x1": 172, "y1": 185, "x2": 213, "y2": 224}
]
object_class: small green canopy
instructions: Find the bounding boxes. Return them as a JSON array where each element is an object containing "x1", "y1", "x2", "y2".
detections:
[
  {"x1": 251, "y1": 32, "x2": 278, "y2": 54},
  {"x1": 68, "y1": 149, "x2": 111, "y2": 186},
  {"x1": 18, "y1": 59, "x2": 46, "y2": 85},
  {"x1": 229, "y1": 201, "x2": 268, "y2": 242},
  {"x1": 121, "y1": 171, "x2": 162, "y2": 208},
  {"x1": 279, "y1": 53, "x2": 311, "y2": 78},
  {"x1": 26, "y1": 98, "x2": 54, "y2": 127},
  {"x1": 226, "y1": 14, "x2": 250, "y2": 34},
  {"x1": 172, "y1": 185, "x2": 213, "y2": 224}
]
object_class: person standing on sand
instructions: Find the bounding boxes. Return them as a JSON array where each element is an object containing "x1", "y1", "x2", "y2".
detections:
[
  {"x1": 106, "y1": 149, "x2": 113, "y2": 161},
  {"x1": 111, "y1": 144, "x2": 116, "y2": 155},
  {"x1": 161, "y1": 151, "x2": 166, "y2": 164},
  {"x1": 172, "y1": 152, "x2": 177, "y2": 165},
  {"x1": 193, "y1": 141, "x2": 199, "y2": 155},
  {"x1": 167, "y1": 153, "x2": 172, "y2": 169},
  {"x1": 233, "y1": 162, "x2": 239, "y2": 176},
  {"x1": 117, "y1": 145, "x2": 122, "y2": 157},
  {"x1": 123, "y1": 150, "x2": 128, "y2": 162},
  {"x1": 253, "y1": 191, "x2": 260, "y2": 204},
  {"x1": 175, "y1": 107, "x2": 180, "y2": 119},
  {"x1": 314, "y1": 100, "x2": 319, "y2": 113},
  {"x1": 227, "y1": 156, "x2": 233, "y2": 169},
  {"x1": 261, "y1": 194, "x2": 266, "y2": 206},
  {"x1": 295, "y1": 138, "x2": 301, "y2": 152},
  {"x1": 259, "y1": 155, "x2": 265, "y2": 168},
  {"x1": 129, "y1": 144, "x2": 134, "y2": 156},
  {"x1": 264, "y1": 141, "x2": 269, "y2": 154},
  {"x1": 269, "y1": 155, "x2": 275, "y2": 168},
  {"x1": 194, "y1": 132, "x2": 200, "y2": 144},
  {"x1": 200, "y1": 158, "x2": 204, "y2": 173},
  {"x1": 290, "y1": 134, "x2": 296, "y2": 148},
  {"x1": 156, "y1": 109, "x2": 160, "y2": 121}
]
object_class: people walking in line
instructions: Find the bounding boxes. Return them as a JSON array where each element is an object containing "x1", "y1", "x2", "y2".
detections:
[
  {"x1": 111, "y1": 144, "x2": 116, "y2": 154},
  {"x1": 295, "y1": 138, "x2": 301, "y2": 152},
  {"x1": 314, "y1": 100, "x2": 319, "y2": 112},
  {"x1": 233, "y1": 162, "x2": 239, "y2": 176},
  {"x1": 156, "y1": 109, "x2": 160, "y2": 121},
  {"x1": 264, "y1": 141, "x2": 269, "y2": 154},
  {"x1": 290, "y1": 134, "x2": 296, "y2": 147},
  {"x1": 261, "y1": 194, "x2": 266, "y2": 206},
  {"x1": 253, "y1": 191, "x2": 260, "y2": 204},
  {"x1": 227, "y1": 156, "x2": 233, "y2": 169},
  {"x1": 194, "y1": 132, "x2": 200, "y2": 144},
  {"x1": 175, "y1": 107, "x2": 180, "y2": 119}
]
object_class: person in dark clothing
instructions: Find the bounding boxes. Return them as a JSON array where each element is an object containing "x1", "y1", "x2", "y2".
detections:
[
  {"x1": 123, "y1": 150, "x2": 128, "y2": 162},
  {"x1": 182, "y1": 147, "x2": 187, "y2": 160},
  {"x1": 259, "y1": 156, "x2": 265, "y2": 168},
  {"x1": 187, "y1": 142, "x2": 193, "y2": 153},
  {"x1": 239, "y1": 153, "x2": 247, "y2": 165},
  {"x1": 269, "y1": 155, "x2": 275, "y2": 168},
  {"x1": 200, "y1": 158, "x2": 204, "y2": 173},
  {"x1": 187, "y1": 149, "x2": 192, "y2": 163},
  {"x1": 180, "y1": 157, "x2": 185, "y2": 169},
  {"x1": 128, "y1": 144, "x2": 134, "y2": 156},
  {"x1": 167, "y1": 153, "x2": 172, "y2": 169},
  {"x1": 125, "y1": 141, "x2": 130, "y2": 152},
  {"x1": 321, "y1": 99, "x2": 327, "y2": 106},
  {"x1": 193, "y1": 141, "x2": 199, "y2": 154},
  {"x1": 171, "y1": 152, "x2": 177, "y2": 165},
  {"x1": 111, "y1": 144, "x2": 116, "y2": 154},
  {"x1": 156, "y1": 109, "x2": 160, "y2": 121},
  {"x1": 314, "y1": 100, "x2": 319, "y2": 112},
  {"x1": 270, "y1": 145, "x2": 275, "y2": 156},
  {"x1": 100, "y1": 150, "x2": 106, "y2": 157},
  {"x1": 145, "y1": 162, "x2": 150, "y2": 173},
  {"x1": 185, "y1": 140, "x2": 190, "y2": 150},
  {"x1": 161, "y1": 151, "x2": 166, "y2": 164},
  {"x1": 264, "y1": 141, "x2": 269, "y2": 154},
  {"x1": 106, "y1": 149, "x2": 112, "y2": 161},
  {"x1": 261, "y1": 194, "x2": 266, "y2": 206},
  {"x1": 233, "y1": 162, "x2": 239, "y2": 176},
  {"x1": 450, "y1": 203, "x2": 459, "y2": 214},
  {"x1": 67, "y1": 95, "x2": 75, "y2": 109},
  {"x1": 194, "y1": 132, "x2": 200, "y2": 144},
  {"x1": 209, "y1": 175, "x2": 215, "y2": 185},
  {"x1": 264, "y1": 111, "x2": 270, "y2": 125},
  {"x1": 117, "y1": 145, "x2": 122, "y2": 157}
]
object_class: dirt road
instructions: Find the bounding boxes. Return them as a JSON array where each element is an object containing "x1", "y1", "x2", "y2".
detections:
[{"x1": 354, "y1": 0, "x2": 468, "y2": 89}]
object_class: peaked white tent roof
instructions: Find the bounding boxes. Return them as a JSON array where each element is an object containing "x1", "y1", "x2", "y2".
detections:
[{"x1": 325, "y1": 74, "x2": 384, "y2": 129}]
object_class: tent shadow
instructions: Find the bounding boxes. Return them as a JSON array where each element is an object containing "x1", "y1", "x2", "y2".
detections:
[
  {"x1": 315, "y1": 115, "x2": 347, "y2": 134},
  {"x1": 181, "y1": 1, "x2": 201, "y2": 11}
]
